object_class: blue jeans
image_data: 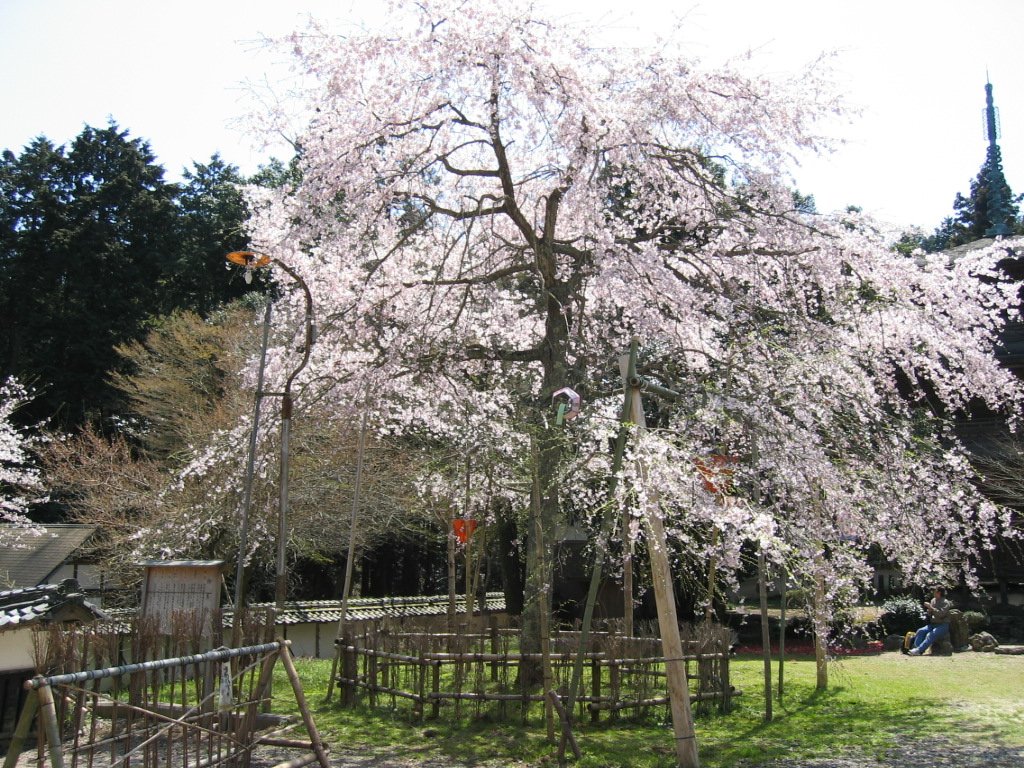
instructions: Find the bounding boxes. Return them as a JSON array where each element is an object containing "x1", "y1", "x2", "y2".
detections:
[{"x1": 913, "y1": 622, "x2": 950, "y2": 652}]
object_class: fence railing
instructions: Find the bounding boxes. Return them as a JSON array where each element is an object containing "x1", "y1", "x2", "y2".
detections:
[
  {"x1": 3, "y1": 626, "x2": 328, "y2": 768},
  {"x1": 334, "y1": 620, "x2": 735, "y2": 722}
]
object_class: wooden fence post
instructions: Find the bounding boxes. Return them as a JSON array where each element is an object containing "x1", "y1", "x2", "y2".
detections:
[
  {"x1": 720, "y1": 651, "x2": 732, "y2": 713},
  {"x1": 432, "y1": 660, "x2": 441, "y2": 719},
  {"x1": 490, "y1": 616, "x2": 499, "y2": 683},
  {"x1": 35, "y1": 681, "x2": 65, "y2": 768},
  {"x1": 278, "y1": 642, "x2": 332, "y2": 768},
  {"x1": 610, "y1": 658, "x2": 621, "y2": 723},
  {"x1": 2, "y1": 689, "x2": 39, "y2": 768},
  {"x1": 341, "y1": 636, "x2": 356, "y2": 706},
  {"x1": 369, "y1": 652, "x2": 378, "y2": 707},
  {"x1": 415, "y1": 653, "x2": 426, "y2": 721}
]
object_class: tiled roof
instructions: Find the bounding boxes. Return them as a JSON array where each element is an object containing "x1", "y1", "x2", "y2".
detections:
[
  {"x1": 105, "y1": 593, "x2": 508, "y2": 628},
  {"x1": 0, "y1": 579, "x2": 107, "y2": 629},
  {"x1": 258, "y1": 593, "x2": 505, "y2": 626},
  {"x1": 0, "y1": 524, "x2": 97, "y2": 587},
  {"x1": 226, "y1": 593, "x2": 507, "y2": 626}
]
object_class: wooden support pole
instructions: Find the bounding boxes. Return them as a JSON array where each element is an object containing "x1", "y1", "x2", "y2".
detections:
[
  {"x1": 704, "y1": 527, "x2": 719, "y2": 623},
  {"x1": 232, "y1": 298, "x2": 272, "y2": 650},
  {"x1": 811, "y1": 485, "x2": 828, "y2": 691},
  {"x1": 778, "y1": 575, "x2": 787, "y2": 703},
  {"x1": 35, "y1": 681, "x2": 66, "y2": 768},
  {"x1": 625, "y1": 337, "x2": 700, "y2": 768},
  {"x1": 757, "y1": 548, "x2": 773, "y2": 722},
  {"x1": 643, "y1": 500, "x2": 700, "y2": 768},
  {"x1": 548, "y1": 690, "x2": 581, "y2": 761},
  {"x1": 326, "y1": 401, "x2": 369, "y2": 702},
  {"x1": 278, "y1": 642, "x2": 332, "y2": 768},
  {"x1": 3, "y1": 689, "x2": 39, "y2": 768}
]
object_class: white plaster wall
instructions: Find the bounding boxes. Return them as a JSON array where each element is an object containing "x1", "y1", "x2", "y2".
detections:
[
  {"x1": 279, "y1": 623, "x2": 325, "y2": 659},
  {"x1": 0, "y1": 629, "x2": 37, "y2": 672}
]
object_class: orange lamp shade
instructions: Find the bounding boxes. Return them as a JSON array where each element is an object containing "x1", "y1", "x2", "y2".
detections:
[{"x1": 226, "y1": 250, "x2": 272, "y2": 268}]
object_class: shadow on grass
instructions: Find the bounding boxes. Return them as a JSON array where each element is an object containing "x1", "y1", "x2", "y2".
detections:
[
  {"x1": 285, "y1": 658, "x2": 1024, "y2": 767},
  {"x1": 696, "y1": 681, "x2": 1023, "y2": 767},
  {"x1": 302, "y1": 693, "x2": 1024, "y2": 768}
]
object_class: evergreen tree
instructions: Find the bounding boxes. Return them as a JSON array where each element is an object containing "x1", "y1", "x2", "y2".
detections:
[
  {"x1": 166, "y1": 155, "x2": 259, "y2": 315},
  {"x1": 922, "y1": 164, "x2": 1022, "y2": 252},
  {"x1": 1, "y1": 125, "x2": 263, "y2": 430},
  {"x1": 0, "y1": 123, "x2": 180, "y2": 428}
]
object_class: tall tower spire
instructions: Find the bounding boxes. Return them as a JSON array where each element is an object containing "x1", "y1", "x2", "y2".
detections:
[
  {"x1": 983, "y1": 80, "x2": 1014, "y2": 236},
  {"x1": 984, "y1": 81, "x2": 999, "y2": 145}
]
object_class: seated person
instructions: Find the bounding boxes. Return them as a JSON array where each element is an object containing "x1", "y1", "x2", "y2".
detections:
[{"x1": 907, "y1": 587, "x2": 952, "y2": 656}]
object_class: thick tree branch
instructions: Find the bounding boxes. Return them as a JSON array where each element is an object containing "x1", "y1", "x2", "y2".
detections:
[
  {"x1": 487, "y1": 65, "x2": 539, "y2": 251},
  {"x1": 407, "y1": 192, "x2": 505, "y2": 221},
  {"x1": 465, "y1": 343, "x2": 543, "y2": 363},
  {"x1": 440, "y1": 156, "x2": 500, "y2": 178},
  {"x1": 402, "y1": 262, "x2": 534, "y2": 288}
]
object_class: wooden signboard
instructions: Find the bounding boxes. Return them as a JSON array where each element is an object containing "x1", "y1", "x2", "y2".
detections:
[{"x1": 139, "y1": 560, "x2": 223, "y2": 636}]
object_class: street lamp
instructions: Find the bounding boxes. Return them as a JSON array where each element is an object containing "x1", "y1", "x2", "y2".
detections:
[{"x1": 226, "y1": 251, "x2": 315, "y2": 610}]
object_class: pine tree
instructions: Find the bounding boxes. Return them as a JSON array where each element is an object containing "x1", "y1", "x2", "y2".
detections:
[
  {"x1": 166, "y1": 155, "x2": 258, "y2": 315},
  {"x1": 0, "y1": 123, "x2": 180, "y2": 427},
  {"x1": 1, "y1": 126, "x2": 260, "y2": 430}
]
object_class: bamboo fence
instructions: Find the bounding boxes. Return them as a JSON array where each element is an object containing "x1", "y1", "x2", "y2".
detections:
[
  {"x1": 334, "y1": 619, "x2": 735, "y2": 722},
  {"x1": 3, "y1": 614, "x2": 327, "y2": 768}
]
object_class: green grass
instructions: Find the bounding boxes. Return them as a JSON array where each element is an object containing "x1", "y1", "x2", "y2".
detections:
[{"x1": 270, "y1": 651, "x2": 1024, "y2": 767}]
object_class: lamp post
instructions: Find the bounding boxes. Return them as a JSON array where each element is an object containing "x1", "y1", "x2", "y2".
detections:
[{"x1": 226, "y1": 251, "x2": 315, "y2": 610}]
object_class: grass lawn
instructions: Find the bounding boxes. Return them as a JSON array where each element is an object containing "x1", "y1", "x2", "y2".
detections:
[{"x1": 272, "y1": 651, "x2": 1024, "y2": 767}]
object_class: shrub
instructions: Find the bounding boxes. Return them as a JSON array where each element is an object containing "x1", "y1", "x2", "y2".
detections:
[{"x1": 878, "y1": 596, "x2": 925, "y2": 635}]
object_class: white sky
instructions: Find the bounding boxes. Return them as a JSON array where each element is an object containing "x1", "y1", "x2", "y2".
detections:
[{"x1": 2, "y1": 0, "x2": 1022, "y2": 231}]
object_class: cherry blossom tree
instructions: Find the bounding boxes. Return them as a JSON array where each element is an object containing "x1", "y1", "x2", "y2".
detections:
[
  {"x1": 0, "y1": 377, "x2": 45, "y2": 544},
  {"x1": 242, "y1": 0, "x2": 847, "y2": 653},
  {"x1": 612, "y1": 233, "x2": 1022, "y2": 688},
  {"x1": 229, "y1": 0, "x2": 1021, "y2": 704}
]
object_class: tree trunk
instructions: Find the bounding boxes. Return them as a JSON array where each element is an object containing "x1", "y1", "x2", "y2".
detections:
[
  {"x1": 464, "y1": 456, "x2": 476, "y2": 622},
  {"x1": 521, "y1": 434, "x2": 558, "y2": 689},
  {"x1": 623, "y1": 508, "x2": 634, "y2": 637},
  {"x1": 495, "y1": 501, "x2": 525, "y2": 615},
  {"x1": 519, "y1": 237, "x2": 571, "y2": 683}
]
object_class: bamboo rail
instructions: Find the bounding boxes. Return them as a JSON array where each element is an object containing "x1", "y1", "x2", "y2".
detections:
[
  {"x1": 4, "y1": 628, "x2": 329, "y2": 768},
  {"x1": 332, "y1": 623, "x2": 735, "y2": 723}
]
